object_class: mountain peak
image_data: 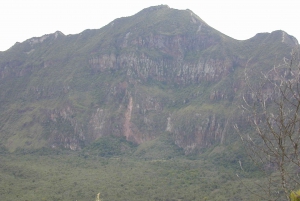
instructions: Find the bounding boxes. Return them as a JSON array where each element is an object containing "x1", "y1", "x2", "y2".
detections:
[
  {"x1": 274, "y1": 30, "x2": 299, "y2": 46},
  {"x1": 140, "y1": 5, "x2": 170, "y2": 12}
]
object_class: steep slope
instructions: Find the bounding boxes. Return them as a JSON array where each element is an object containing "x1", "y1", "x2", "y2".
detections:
[{"x1": 0, "y1": 5, "x2": 298, "y2": 153}]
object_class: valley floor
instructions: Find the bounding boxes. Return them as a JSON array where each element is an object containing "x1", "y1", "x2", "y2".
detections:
[{"x1": 0, "y1": 149, "x2": 276, "y2": 201}]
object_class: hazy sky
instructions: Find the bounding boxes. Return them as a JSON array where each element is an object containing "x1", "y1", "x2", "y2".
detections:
[{"x1": 1, "y1": 0, "x2": 299, "y2": 51}]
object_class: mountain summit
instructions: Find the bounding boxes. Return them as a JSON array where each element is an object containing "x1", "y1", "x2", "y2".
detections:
[{"x1": 0, "y1": 6, "x2": 298, "y2": 153}]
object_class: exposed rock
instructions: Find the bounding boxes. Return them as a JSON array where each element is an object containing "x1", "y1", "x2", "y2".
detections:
[{"x1": 90, "y1": 52, "x2": 233, "y2": 84}]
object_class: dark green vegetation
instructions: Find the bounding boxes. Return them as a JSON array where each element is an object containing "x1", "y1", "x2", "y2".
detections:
[
  {"x1": 0, "y1": 4, "x2": 299, "y2": 200},
  {"x1": 0, "y1": 141, "x2": 270, "y2": 201}
]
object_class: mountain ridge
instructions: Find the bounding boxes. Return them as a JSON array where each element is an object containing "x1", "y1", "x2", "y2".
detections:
[{"x1": 4, "y1": 5, "x2": 298, "y2": 54}]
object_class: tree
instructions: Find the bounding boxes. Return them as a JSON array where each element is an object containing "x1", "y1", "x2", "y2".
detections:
[{"x1": 235, "y1": 48, "x2": 300, "y2": 200}]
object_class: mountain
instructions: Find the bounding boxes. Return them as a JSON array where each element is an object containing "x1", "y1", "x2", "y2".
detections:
[{"x1": 0, "y1": 5, "x2": 298, "y2": 154}]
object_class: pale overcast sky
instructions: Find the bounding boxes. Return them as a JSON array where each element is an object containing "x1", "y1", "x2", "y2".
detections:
[{"x1": 0, "y1": 0, "x2": 299, "y2": 51}]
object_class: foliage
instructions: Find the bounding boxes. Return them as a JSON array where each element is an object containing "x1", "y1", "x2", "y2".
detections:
[
  {"x1": 291, "y1": 190, "x2": 300, "y2": 201},
  {"x1": 86, "y1": 135, "x2": 137, "y2": 157},
  {"x1": 134, "y1": 132, "x2": 184, "y2": 159},
  {"x1": 0, "y1": 150, "x2": 270, "y2": 201}
]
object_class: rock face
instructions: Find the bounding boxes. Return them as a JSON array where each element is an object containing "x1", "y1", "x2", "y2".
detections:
[
  {"x1": 89, "y1": 53, "x2": 233, "y2": 84},
  {"x1": 0, "y1": 5, "x2": 298, "y2": 153}
]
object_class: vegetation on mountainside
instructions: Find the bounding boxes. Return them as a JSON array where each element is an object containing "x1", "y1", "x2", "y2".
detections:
[{"x1": 0, "y1": 4, "x2": 296, "y2": 152}]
